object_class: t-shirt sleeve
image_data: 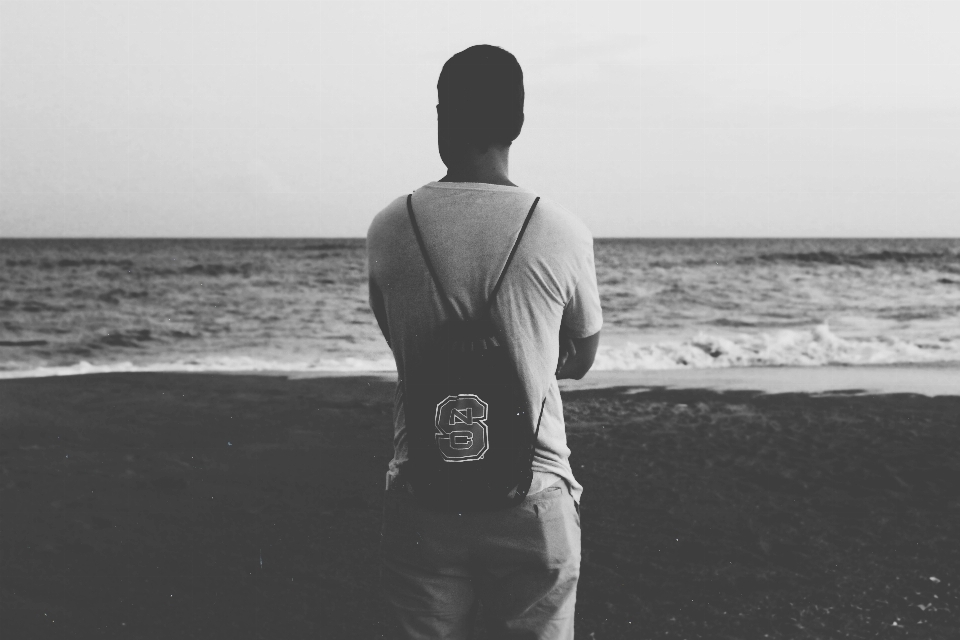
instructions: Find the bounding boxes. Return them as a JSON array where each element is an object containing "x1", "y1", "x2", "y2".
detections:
[{"x1": 561, "y1": 242, "x2": 603, "y2": 338}]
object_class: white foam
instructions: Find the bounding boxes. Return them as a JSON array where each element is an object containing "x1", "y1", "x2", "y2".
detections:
[
  {"x1": 562, "y1": 367, "x2": 960, "y2": 397},
  {"x1": 592, "y1": 323, "x2": 960, "y2": 370},
  {"x1": 0, "y1": 355, "x2": 397, "y2": 380},
  {"x1": 2, "y1": 324, "x2": 959, "y2": 380}
]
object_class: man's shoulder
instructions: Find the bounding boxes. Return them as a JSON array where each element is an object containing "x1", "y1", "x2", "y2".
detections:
[
  {"x1": 530, "y1": 196, "x2": 594, "y2": 247},
  {"x1": 367, "y1": 195, "x2": 408, "y2": 245}
]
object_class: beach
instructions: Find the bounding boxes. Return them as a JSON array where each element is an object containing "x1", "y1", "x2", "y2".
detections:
[{"x1": 1, "y1": 369, "x2": 958, "y2": 639}]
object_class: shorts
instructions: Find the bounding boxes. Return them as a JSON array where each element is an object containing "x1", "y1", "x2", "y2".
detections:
[{"x1": 380, "y1": 483, "x2": 582, "y2": 640}]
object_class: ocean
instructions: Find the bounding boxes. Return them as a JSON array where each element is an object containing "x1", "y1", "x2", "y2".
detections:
[{"x1": 2, "y1": 238, "x2": 959, "y2": 379}]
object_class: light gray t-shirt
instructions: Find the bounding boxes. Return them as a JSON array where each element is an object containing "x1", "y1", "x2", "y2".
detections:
[{"x1": 366, "y1": 181, "x2": 603, "y2": 503}]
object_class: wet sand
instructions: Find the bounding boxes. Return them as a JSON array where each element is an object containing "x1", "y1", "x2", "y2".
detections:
[{"x1": 1, "y1": 372, "x2": 959, "y2": 638}]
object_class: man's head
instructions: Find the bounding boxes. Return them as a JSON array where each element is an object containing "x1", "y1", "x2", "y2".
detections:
[{"x1": 437, "y1": 45, "x2": 525, "y2": 160}]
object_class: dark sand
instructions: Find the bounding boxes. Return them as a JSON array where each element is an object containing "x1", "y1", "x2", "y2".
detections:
[{"x1": 1, "y1": 373, "x2": 959, "y2": 639}]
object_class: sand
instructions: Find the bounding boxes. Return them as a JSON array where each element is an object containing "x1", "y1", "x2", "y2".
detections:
[{"x1": 1, "y1": 371, "x2": 959, "y2": 639}]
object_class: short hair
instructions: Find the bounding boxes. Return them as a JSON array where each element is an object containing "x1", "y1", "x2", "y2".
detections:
[{"x1": 437, "y1": 45, "x2": 524, "y2": 152}]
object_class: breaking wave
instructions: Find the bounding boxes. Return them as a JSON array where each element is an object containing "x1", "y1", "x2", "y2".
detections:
[
  {"x1": 0, "y1": 355, "x2": 398, "y2": 379},
  {"x1": 2, "y1": 325, "x2": 959, "y2": 379},
  {"x1": 593, "y1": 324, "x2": 960, "y2": 370}
]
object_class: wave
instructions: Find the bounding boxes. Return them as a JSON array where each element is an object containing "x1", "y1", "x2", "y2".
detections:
[
  {"x1": 0, "y1": 355, "x2": 398, "y2": 380},
  {"x1": 178, "y1": 263, "x2": 254, "y2": 277},
  {"x1": 744, "y1": 250, "x2": 959, "y2": 267},
  {"x1": 593, "y1": 324, "x2": 960, "y2": 370},
  {"x1": 4, "y1": 258, "x2": 256, "y2": 278},
  {"x1": 5, "y1": 258, "x2": 136, "y2": 269},
  {"x1": 2, "y1": 325, "x2": 959, "y2": 379},
  {"x1": 97, "y1": 288, "x2": 150, "y2": 304},
  {"x1": 299, "y1": 240, "x2": 364, "y2": 251},
  {"x1": 99, "y1": 329, "x2": 154, "y2": 347}
]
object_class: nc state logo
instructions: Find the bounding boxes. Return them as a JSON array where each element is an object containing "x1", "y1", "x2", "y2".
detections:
[{"x1": 434, "y1": 394, "x2": 489, "y2": 462}]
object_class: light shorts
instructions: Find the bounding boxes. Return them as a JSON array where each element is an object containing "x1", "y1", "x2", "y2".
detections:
[{"x1": 380, "y1": 482, "x2": 582, "y2": 640}]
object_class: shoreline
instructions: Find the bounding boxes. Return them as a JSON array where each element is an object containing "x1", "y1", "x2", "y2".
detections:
[
  {"x1": 290, "y1": 364, "x2": 960, "y2": 397},
  {"x1": 2, "y1": 362, "x2": 958, "y2": 397}
]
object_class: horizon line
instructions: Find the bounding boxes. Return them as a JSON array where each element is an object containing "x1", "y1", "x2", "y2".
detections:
[{"x1": 2, "y1": 236, "x2": 959, "y2": 242}]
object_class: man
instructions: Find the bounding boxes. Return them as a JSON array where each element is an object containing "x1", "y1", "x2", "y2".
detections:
[{"x1": 367, "y1": 45, "x2": 603, "y2": 639}]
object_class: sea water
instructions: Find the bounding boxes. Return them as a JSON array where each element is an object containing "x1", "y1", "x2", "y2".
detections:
[{"x1": 1, "y1": 238, "x2": 959, "y2": 378}]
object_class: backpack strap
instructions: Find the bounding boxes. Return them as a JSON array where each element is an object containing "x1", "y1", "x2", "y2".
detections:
[
  {"x1": 486, "y1": 196, "x2": 540, "y2": 315},
  {"x1": 407, "y1": 194, "x2": 459, "y2": 319},
  {"x1": 406, "y1": 193, "x2": 540, "y2": 319},
  {"x1": 534, "y1": 396, "x2": 546, "y2": 440}
]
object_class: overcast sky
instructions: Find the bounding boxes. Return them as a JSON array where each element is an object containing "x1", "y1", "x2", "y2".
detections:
[{"x1": 1, "y1": 1, "x2": 958, "y2": 238}]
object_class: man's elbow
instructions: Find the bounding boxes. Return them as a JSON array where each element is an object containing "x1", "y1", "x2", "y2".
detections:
[
  {"x1": 573, "y1": 365, "x2": 594, "y2": 381},
  {"x1": 568, "y1": 354, "x2": 597, "y2": 380},
  {"x1": 570, "y1": 332, "x2": 600, "y2": 379}
]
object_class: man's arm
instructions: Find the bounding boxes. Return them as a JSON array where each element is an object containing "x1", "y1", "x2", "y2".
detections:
[
  {"x1": 555, "y1": 328, "x2": 601, "y2": 380},
  {"x1": 555, "y1": 236, "x2": 603, "y2": 380},
  {"x1": 369, "y1": 278, "x2": 391, "y2": 347}
]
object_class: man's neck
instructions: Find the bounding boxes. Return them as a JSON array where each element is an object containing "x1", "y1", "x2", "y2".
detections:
[
  {"x1": 439, "y1": 145, "x2": 517, "y2": 187},
  {"x1": 439, "y1": 173, "x2": 517, "y2": 187}
]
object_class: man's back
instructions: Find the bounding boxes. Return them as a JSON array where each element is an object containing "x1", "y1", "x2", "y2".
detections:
[{"x1": 367, "y1": 180, "x2": 603, "y2": 503}]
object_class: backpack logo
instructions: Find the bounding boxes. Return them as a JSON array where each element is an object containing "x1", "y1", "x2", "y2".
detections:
[{"x1": 434, "y1": 394, "x2": 490, "y2": 462}]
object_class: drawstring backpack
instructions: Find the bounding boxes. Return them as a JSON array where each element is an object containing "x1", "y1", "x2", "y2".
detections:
[{"x1": 402, "y1": 193, "x2": 546, "y2": 512}]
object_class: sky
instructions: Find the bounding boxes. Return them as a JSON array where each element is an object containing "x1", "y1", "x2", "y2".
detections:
[{"x1": 0, "y1": 0, "x2": 958, "y2": 238}]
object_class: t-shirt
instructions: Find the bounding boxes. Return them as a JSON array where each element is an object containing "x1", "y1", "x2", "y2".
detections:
[{"x1": 366, "y1": 181, "x2": 603, "y2": 504}]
